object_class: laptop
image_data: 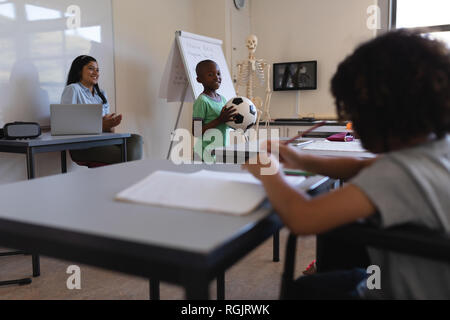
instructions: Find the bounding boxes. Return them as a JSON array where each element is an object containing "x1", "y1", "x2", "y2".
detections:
[{"x1": 50, "y1": 104, "x2": 103, "y2": 135}]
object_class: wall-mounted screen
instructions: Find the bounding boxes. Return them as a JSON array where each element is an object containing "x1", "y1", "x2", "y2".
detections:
[{"x1": 273, "y1": 61, "x2": 317, "y2": 91}]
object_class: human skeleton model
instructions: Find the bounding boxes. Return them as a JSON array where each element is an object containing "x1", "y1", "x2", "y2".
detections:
[{"x1": 235, "y1": 35, "x2": 272, "y2": 131}]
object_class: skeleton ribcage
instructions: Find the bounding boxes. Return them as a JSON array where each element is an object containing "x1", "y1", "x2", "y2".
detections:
[{"x1": 236, "y1": 61, "x2": 266, "y2": 88}]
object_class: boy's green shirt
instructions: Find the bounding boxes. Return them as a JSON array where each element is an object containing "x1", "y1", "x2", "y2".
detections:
[{"x1": 192, "y1": 94, "x2": 228, "y2": 158}]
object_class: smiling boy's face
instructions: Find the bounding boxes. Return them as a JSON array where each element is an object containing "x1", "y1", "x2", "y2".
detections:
[{"x1": 196, "y1": 62, "x2": 222, "y2": 91}]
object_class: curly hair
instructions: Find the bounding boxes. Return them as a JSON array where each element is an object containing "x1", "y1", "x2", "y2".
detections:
[{"x1": 331, "y1": 30, "x2": 450, "y2": 153}]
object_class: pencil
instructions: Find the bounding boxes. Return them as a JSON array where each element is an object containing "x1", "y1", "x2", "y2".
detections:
[{"x1": 283, "y1": 121, "x2": 327, "y2": 145}]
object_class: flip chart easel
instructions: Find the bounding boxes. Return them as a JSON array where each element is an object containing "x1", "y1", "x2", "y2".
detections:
[{"x1": 159, "y1": 31, "x2": 236, "y2": 159}]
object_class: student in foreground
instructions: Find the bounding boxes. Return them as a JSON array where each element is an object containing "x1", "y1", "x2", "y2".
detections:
[
  {"x1": 243, "y1": 30, "x2": 450, "y2": 299},
  {"x1": 192, "y1": 59, "x2": 236, "y2": 162},
  {"x1": 61, "y1": 55, "x2": 143, "y2": 164}
]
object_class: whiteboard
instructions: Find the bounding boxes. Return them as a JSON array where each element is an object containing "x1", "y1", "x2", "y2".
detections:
[
  {"x1": 0, "y1": 0, "x2": 115, "y2": 127},
  {"x1": 160, "y1": 30, "x2": 236, "y2": 103}
]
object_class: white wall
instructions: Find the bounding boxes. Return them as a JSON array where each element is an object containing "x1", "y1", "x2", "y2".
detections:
[
  {"x1": 250, "y1": 0, "x2": 377, "y2": 119},
  {"x1": 112, "y1": 0, "x2": 243, "y2": 160},
  {"x1": 0, "y1": 0, "x2": 243, "y2": 184},
  {"x1": 0, "y1": 0, "x2": 383, "y2": 182}
]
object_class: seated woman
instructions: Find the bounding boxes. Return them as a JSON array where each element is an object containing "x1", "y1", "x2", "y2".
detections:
[{"x1": 61, "y1": 55, "x2": 142, "y2": 165}]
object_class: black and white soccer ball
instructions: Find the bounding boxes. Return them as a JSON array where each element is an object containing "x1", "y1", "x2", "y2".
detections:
[{"x1": 225, "y1": 96, "x2": 257, "y2": 132}]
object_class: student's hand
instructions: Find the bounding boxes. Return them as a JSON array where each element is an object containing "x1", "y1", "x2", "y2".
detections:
[
  {"x1": 242, "y1": 153, "x2": 281, "y2": 181},
  {"x1": 260, "y1": 140, "x2": 303, "y2": 169},
  {"x1": 218, "y1": 106, "x2": 237, "y2": 123},
  {"x1": 103, "y1": 113, "x2": 122, "y2": 132}
]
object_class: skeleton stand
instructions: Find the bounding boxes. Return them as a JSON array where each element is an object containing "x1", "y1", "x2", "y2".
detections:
[{"x1": 166, "y1": 83, "x2": 189, "y2": 160}]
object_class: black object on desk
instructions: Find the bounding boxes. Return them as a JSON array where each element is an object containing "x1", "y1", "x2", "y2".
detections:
[{"x1": 2, "y1": 122, "x2": 41, "y2": 139}]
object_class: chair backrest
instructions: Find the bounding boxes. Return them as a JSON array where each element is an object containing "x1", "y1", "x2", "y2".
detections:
[
  {"x1": 280, "y1": 223, "x2": 450, "y2": 299},
  {"x1": 327, "y1": 223, "x2": 450, "y2": 263}
]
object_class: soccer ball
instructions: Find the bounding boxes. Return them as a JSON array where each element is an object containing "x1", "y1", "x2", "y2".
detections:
[{"x1": 225, "y1": 96, "x2": 257, "y2": 132}]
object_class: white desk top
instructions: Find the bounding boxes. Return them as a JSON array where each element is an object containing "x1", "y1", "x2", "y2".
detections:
[
  {"x1": 0, "y1": 159, "x2": 326, "y2": 255},
  {"x1": 0, "y1": 132, "x2": 130, "y2": 147}
]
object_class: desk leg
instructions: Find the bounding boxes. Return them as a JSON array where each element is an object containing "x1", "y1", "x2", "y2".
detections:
[
  {"x1": 273, "y1": 231, "x2": 280, "y2": 262},
  {"x1": 149, "y1": 279, "x2": 160, "y2": 300},
  {"x1": 26, "y1": 148, "x2": 35, "y2": 179},
  {"x1": 61, "y1": 151, "x2": 67, "y2": 174},
  {"x1": 26, "y1": 148, "x2": 40, "y2": 277},
  {"x1": 217, "y1": 273, "x2": 225, "y2": 300},
  {"x1": 121, "y1": 138, "x2": 127, "y2": 162},
  {"x1": 184, "y1": 274, "x2": 210, "y2": 300},
  {"x1": 32, "y1": 254, "x2": 40, "y2": 277}
]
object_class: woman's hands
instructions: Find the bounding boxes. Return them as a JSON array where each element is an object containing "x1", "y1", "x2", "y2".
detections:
[{"x1": 102, "y1": 113, "x2": 122, "y2": 132}]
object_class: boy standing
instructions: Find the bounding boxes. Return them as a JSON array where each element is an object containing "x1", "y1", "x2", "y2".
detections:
[{"x1": 193, "y1": 60, "x2": 236, "y2": 161}]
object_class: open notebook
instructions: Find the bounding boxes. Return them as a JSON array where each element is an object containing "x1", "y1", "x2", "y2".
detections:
[
  {"x1": 115, "y1": 170, "x2": 305, "y2": 216},
  {"x1": 302, "y1": 140, "x2": 367, "y2": 152}
]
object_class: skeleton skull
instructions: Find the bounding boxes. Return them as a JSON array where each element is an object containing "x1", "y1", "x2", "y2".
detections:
[{"x1": 246, "y1": 34, "x2": 258, "y2": 53}]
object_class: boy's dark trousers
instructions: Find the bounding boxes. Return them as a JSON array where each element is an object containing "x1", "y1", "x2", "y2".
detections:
[
  {"x1": 316, "y1": 229, "x2": 371, "y2": 272},
  {"x1": 289, "y1": 230, "x2": 371, "y2": 300}
]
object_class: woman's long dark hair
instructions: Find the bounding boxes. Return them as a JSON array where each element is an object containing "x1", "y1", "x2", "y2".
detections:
[{"x1": 66, "y1": 55, "x2": 107, "y2": 104}]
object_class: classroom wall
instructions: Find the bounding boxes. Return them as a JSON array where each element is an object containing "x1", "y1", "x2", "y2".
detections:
[
  {"x1": 249, "y1": 0, "x2": 377, "y2": 119},
  {"x1": 112, "y1": 0, "x2": 242, "y2": 160},
  {"x1": 0, "y1": 0, "x2": 245, "y2": 184},
  {"x1": 0, "y1": 0, "x2": 384, "y2": 182}
]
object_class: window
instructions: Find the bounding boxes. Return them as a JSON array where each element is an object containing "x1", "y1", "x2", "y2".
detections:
[{"x1": 392, "y1": 0, "x2": 450, "y2": 48}]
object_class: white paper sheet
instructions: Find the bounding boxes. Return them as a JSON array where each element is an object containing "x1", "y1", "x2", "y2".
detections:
[
  {"x1": 116, "y1": 170, "x2": 305, "y2": 216},
  {"x1": 302, "y1": 140, "x2": 367, "y2": 152}
]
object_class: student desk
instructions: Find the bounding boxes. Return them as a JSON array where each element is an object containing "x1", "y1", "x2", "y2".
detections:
[
  {"x1": 0, "y1": 132, "x2": 130, "y2": 179},
  {"x1": 295, "y1": 138, "x2": 375, "y2": 159},
  {"x1": 0, "y1": 159, "x2": 335, "y2": 299},
  {"x1": 0, "y1": 132, "x2": 130, "y2": 278}
]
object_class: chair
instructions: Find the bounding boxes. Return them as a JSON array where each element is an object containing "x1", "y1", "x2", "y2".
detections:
[
  {"x1": 280, "y1": 222, "x2": 450, "y2": 299},
  {"x1": 74, "y1": 161, "x2": 109, "y2": 168},
  {"x1": 0, "y1": 251, "x2": 39, "y2": 287}
]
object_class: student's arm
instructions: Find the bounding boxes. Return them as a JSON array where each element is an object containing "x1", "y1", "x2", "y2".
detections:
[
  {"x1": 261, "y1": 173, "x2": 376, "y2": 235},
  {"x1": 243, "y1": 155, "x2": 377, "y2": 235},
  {"x1": 290, "y1": 154, "x2": 377, "y2": 180},
  {"x1": 270, "y1": 141, "x2": 377, "y2": 180}
]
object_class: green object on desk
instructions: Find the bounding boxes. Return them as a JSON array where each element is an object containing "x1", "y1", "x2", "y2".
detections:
[{"x1": 283, "y1": 169, "x2": 315, "y2": 177}]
